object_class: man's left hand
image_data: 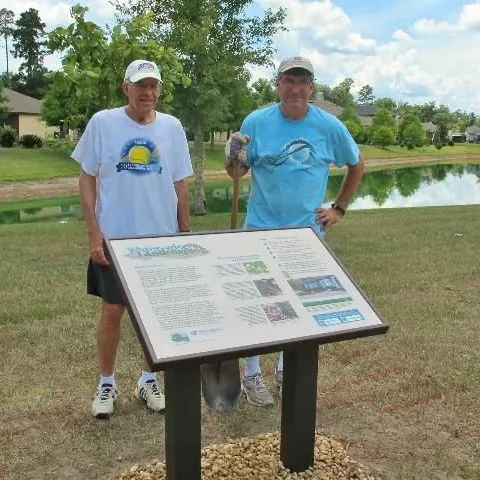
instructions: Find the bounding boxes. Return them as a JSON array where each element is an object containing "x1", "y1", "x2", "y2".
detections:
[{"x1": 315, "y1": 207, "x2": 344, "y2": 228}]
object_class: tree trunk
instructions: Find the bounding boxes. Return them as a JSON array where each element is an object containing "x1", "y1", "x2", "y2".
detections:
[
  {"x1": 210, "y1": 129, "x2": 215, "y2": 149},
  {"x1": 193, "y1": 119, "x2": 207, "y2": 215},
  {"x1": 5, "y1": 36, "x2": 9, "y2": 79}
]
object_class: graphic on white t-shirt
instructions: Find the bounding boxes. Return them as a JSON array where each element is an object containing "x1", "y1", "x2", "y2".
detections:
[{"x1": 117, "y1": 137, "x2": 162, "y2": 174}]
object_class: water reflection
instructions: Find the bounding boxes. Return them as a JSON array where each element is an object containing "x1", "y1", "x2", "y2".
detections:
[
  {"x1": 347, "y1": 164, "x2": 480, "y2": 210},
  {"x1": 0, "y1": 164, "x2": 478, "y2": 224},
  {"x1": 205, "y1": 164, "x2": 480, "y2": 213},
  {"x1": 0, "y1": 203, "x2": 82, "y2": 224}
]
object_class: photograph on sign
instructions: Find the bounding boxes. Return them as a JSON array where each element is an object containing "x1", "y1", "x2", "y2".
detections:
[{"x1": 106, "y1": 227, "x2": 386, "y2": 365}]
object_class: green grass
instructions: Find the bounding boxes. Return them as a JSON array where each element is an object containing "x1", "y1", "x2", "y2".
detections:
[
  {"x1": 2, "y1": 143, "x2": 480, "y2": 183},
  {"x1": 0, "y1": 206, "x2": 479, "y2": 479},
  {"x1": 0, "y1": 147, "x2": 80, "y2": 181},
  {"x1": 361, "y1": 143, "x2": 480, "y2": 158}
]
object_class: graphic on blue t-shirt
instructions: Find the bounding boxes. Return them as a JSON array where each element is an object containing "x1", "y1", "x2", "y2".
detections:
[
  {"x1": 117, "y1": 138, "x2": 162, "y2": 174},
  {"x1": 267, "y1": 139, "x2": 317, "y2": 167}
]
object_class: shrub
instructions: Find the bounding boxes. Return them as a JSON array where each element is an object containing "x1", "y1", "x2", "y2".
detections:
[
  {"x1": 43, "y1": 136, "x2": 77, "y2": 155},
  {"x1": 20, "y1": 134, "x2": 43, "y2": 149},
  {"x1": 372, "y1": 126, "x2": 396, "y2": 148},
  {"x1": 0, "y1": 126, "x2": 16, "y2": 148},
  {"x1": 448, "y1": 140, "x2": 455, "y2": 146},
  {"x1": 435, "y1": 143, "x2": 443, "y2": 150}
]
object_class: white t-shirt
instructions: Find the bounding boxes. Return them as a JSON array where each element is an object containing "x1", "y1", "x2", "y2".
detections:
[{"x1": 72, "y1": 107, "x2": 193, "y2": 237}]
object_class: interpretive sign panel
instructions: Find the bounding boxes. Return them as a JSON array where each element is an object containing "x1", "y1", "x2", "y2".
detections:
[{"x1": 105, "y1": 227, "x2": 387, "y2": 368}]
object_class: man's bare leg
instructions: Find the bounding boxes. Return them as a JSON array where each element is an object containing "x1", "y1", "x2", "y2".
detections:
[{"x1": 98, "y1": 302, "x2": 125, "y2": 376}]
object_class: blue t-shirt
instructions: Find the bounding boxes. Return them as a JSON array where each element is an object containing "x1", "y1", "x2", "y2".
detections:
[{"x1": 240, "y1": 103, "x2": 359, "y2": 234}]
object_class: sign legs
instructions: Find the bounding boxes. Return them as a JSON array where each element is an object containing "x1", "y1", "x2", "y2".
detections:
[
  {"x1": 164, "y1": 364, "x2": 201, "y2": 480},
  {"x1": 280, "y1": 344, "x2": 319, "y2": 472}
]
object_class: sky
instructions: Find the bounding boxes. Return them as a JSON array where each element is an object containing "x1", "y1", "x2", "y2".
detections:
[{"x1": 2, "y1": 0, "x2": 480, "y2": 113}]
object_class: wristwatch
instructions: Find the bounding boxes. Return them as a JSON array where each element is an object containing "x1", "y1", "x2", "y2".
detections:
[{"x1": 331, "y1": 203, "x2": 346, "y2": 216}]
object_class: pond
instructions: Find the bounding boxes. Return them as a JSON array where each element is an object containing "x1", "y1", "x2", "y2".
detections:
[
  {"x1": 0, "y1": 164, "x2": 478, "y2": 224},
  {"x1": 202, "y1": 163, "x2": 480, "y2": 213}
]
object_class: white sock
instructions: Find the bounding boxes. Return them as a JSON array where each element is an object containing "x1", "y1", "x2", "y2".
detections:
[
  {"x1": 244, "y1": 355, "x2": 261, "y2": 378},
  {"x1": 99, "y1": 374, "x2": 115, "y2": 387},
  {"x1": 140, "y1": 371, "x2": 156, "y2": 383}
]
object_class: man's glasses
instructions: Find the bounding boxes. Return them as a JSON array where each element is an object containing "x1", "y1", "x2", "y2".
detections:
[{"x1": 279, "y1": 77, "x2": 313, "y2": 87}]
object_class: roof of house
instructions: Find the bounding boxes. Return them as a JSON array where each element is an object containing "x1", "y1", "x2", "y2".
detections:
[
  {"x1": 3, "y1": 88, "x2": 42, "y2": 114},
  {"x1": 422, "y1": 122, "x2": 437, "y2": 133},
  {"x1": 311, "y1": 98, "x2": 344, "y2": 117},
  {"x1": 356, "y1": 104, "x2": 378, "y2": 116},
  {"x1": 466, "y1": 125, "x2": 480, "y2": 134}
]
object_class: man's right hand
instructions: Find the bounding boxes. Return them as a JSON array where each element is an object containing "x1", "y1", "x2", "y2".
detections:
[
  {"x1": 225, "y1": 132, "x2": 250, "y2": 168},
  {"x1": 89, "y1": 233, "x2": 109, "y2": 266}
]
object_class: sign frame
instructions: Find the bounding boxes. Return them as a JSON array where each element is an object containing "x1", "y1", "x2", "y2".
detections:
[{"x1": 104, "y1": 226, "x2": 388, "y2": 371}]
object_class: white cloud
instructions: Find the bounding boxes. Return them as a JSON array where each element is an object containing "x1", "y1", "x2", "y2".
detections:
[
  {"x1": 254, "y1": 0, "x2": 480, "y2": 112},
  {"x1": 412, "y1": 1, "x2": 480, "y2": 35},
  {"x1": 8, "y1": 0, "x2": 114, "y2": 30},
  {"x1": 392, "y1": 29, "x2": 412, "y2": 41},
  {"x1": 2, "y1": 0, "x2": 480, "y2": 113}
]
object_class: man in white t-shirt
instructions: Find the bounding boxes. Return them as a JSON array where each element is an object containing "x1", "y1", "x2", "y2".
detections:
[{"x1": 72, "y1": 59, "x2": 193, "y2": 419}]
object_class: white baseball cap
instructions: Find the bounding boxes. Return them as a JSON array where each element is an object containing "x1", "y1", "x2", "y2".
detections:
[
  {"x1": 277, "y1": 56, "x2": 314, "y2": 75},
  {"x1": 124, "y1": 60, "x2": 162, "y2": 83}
]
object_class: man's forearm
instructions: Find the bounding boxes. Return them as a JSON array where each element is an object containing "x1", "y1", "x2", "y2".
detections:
[
  {"x1": 79, "y1": 170, "x2": 101, "y2": 239},
  {"x1": 174, "y1": 179, "x2": 190, "y2": 232},
  {"x1": 335, "y1": 154, "x2": 365, "y2": 209}
]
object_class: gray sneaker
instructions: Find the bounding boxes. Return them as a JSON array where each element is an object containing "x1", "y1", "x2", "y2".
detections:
[
  {"x1": 241, "y1": 374, "x2": 274, "y2": 406},
  {"x1": 274, "y1": 370, "x2": 283, "y2": 398},
  {"x1": 92, "y1": 383, "x2": 118, "y2": 419}
]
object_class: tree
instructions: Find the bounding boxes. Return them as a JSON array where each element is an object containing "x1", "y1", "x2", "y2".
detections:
[
  {"x1": 205, "y1": 67, "x2": 256, "y2": 147},
  {"x1": 116, "y1": 0, "x2": 286, "y2": 215},
  {"x1": 0, "y1": 9, "x2": 14, "y2": 84},
  {"x1": 372, "y1": 108, "x2": 396, "y2": 131},
  {"x1": 418, "y1": 101, "x2": 436, "y2": 123},
  {"x1": 11, "y1": 8, "x2": 48, "y2": 98},
  {"x1": 402, "y1": 123, "x2": 425, "y2": 149},
  {"x1": 372, "y1": 126, "x2": 395, "y2": 148},
  {"x1": 251, "y1": 78, "x2": 277, "y2": 107},
  {"x1": 43, "y1": 5, "x2": 188, "y2": 132},
  {"x1": 343, "y1": 119, "x2": 362, "y2": 142},
  {"x1": 398, "y1": 113, "x2": 424, "y2": 149},
  {"x1": 0, "y1": 79, "x2": 8, "y2": 120},
  {"x1": 467, "y1": 112, "x2": 477, "y2": 127},
  {"x1": 329, "y1": 77, "x2": 355, "y2": 107},
  {"x1": 375, "y1": 97, "x2": 396, "y2": 111},
  {"x1": 339, "y1": 106, "x2": 364, "y2": 143},
  {"x1": 358, "y1": 84, "x2": 374, "y2": 104},
  {"x1": 433, "y1": 112, "x2": 450, "y2": 146},
  {"x1": 314, "y1": 83, "x2": 332, "y2": 102}
]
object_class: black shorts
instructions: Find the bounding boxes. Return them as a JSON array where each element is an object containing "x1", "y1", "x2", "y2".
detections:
[{"x1": 87, "y1": 258, "x2": 125, "y2": 305}]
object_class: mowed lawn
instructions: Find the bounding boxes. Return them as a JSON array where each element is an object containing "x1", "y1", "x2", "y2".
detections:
[
  {"x1": 1, "y1": 143, "x2": 480, "y2": 183},
  {"x1": 0, "y1": 206, "x2": 479, "y2": 479}
]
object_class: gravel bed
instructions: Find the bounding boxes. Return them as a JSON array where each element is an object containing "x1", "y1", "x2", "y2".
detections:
[{"x1": 118, "y1": 432, "x2": 376, "y2": 479}]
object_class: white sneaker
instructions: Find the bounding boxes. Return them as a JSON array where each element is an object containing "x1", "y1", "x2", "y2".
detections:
[
  {"x1": 92, "y1": 383, "x2": 118, "y2": 419},
  {"x1": 135, "y1": 379, "x2": 165, "y2": 412},
  {"x1": 241, "y1": 374, "x2": 274, "y2": 406}
]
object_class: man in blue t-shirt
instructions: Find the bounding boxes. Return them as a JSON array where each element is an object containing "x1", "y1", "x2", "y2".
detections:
[{"x1": 225, "y1": 56, "x2": 365, "y2": 407}]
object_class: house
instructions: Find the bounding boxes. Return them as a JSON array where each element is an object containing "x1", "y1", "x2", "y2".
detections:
[
  {"x1": 448, "y1": 130, "x2": 466, "y2": 143},
  {"x1": 422, "y1": 122, "x2": 437, "y2": 142},
  {"x1": 355, "y1": 104, "x2": 379, "y2": 125},
  {"x1": 465, "y1": 125, "x2": 480, "y2": 143},
  {"x1": 1, "y1": 88, "x2": 56, "y2": 138},
  {"x1": 311, "y1": 93, "x2": 344, "y2": 117}
]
